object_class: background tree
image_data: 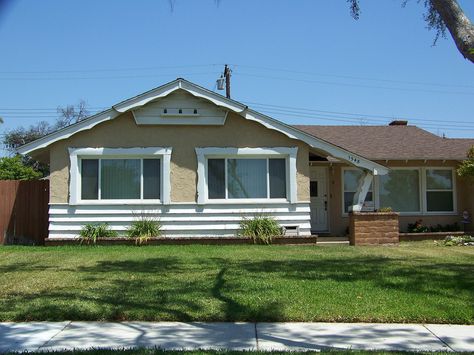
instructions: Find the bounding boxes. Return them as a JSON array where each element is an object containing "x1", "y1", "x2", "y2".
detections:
[
  {"x1": 457, "y1": 146, "x2": 474, "y2": 178},
  {"x1": 347, "y1": 0, "x2": 474, "y2": 63},
  {"x1": 2, "y1": 100, "x2": 89, "y2": 153},
  {"x1": 2, "y1": 100, "x2": 90, "y2": 177},
  {"x1": 0, "y1": 156, "x2": 42, "y2": 180}
]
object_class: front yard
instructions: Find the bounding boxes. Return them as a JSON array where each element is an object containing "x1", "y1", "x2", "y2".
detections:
[{"x1": 0, "y1": 242, "x2": 472, "y2": 324}]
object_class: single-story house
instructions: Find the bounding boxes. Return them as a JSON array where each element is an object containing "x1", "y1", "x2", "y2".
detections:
[{"x1": 17, "y1": 78, "x2": 474, "y2": 239}]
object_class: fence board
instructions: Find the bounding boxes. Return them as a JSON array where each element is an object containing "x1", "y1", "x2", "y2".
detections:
[{"x1": 0, "y1": 180, "x2": 49, "y2": 245}]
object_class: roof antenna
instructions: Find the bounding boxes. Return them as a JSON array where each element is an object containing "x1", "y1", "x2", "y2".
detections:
[{"x1": 216, "y1": 64, "x2": 232, "y2": 98}]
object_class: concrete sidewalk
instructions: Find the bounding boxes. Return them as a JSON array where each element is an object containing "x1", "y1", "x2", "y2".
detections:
[{"x1": 0, "y1": 322, "x2": 473, "y2": 353}]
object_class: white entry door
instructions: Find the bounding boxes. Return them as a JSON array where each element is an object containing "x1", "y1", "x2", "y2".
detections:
[{"x1": 310, "y1": 167, "x2": 328, "y2": 232}]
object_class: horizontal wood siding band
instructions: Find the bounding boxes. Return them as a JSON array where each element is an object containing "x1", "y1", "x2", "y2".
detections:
[
  {"x1": 48, "y1": 203, "x2": 311, "y2": 239},
  {"x1": 49, "y1": 203, "x2": 310, "y2": 215}
]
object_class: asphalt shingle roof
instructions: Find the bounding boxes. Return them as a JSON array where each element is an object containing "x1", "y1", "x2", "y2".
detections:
[{"x1": 294, "y1": 125, "x2": 474, "y2": 161}]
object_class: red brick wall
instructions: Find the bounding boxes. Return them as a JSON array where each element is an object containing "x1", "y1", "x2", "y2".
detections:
[{"x1": 349, "y1": 212, "x2": 400, "y2": 246}]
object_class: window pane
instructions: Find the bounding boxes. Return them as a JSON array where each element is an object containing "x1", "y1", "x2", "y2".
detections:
[
  {"x1": 143, "y1": 159, "x2": 160, "y2": 199},
  {"x1": 426, "y1": 170, "x2": 453, "y2": 190},
  {"x1": 343, "y1": 169, "x2": 373, "y2": 212},
  {"x1": 208, "y1": 159, "x2": 225, "y2": 199},
  {"x1": 269, "y1": 158, "x2": 286, "y2": 198},
  {"x1": 101, "y1": 159, "x2": 140, "y2": 199},
  {"x1": 228, "y1": 159, "x2": 267, "y2": 198},
  {"x1": 81, "y1": 159, "x2": 98, "y2": 200},
  {"x1": 310, "y1": 181, "x2": 318, "y2": 197},
  {"x1": 427, "y1": 191, "x2": 454, "y2": 212},
  {"x1": 379, "y1": 170, "x2": 420, "y2": 212},
  {"x1": 344, "y1": 191, "x2": 373, "y2": 213}
]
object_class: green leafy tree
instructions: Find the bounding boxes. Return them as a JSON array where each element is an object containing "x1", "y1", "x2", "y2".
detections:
[
  {"x1": 0, "y1": 156, "x2": 42, "y2": 180},
  {"x1": 347, "y1": 0, "x2": 474, "y2": 63},
  {"x1": 457, "y1": 146, "x2": 474, "y2": 178}
]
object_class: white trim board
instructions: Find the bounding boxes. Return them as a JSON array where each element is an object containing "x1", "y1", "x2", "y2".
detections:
[
  {"x1": 16, "y1": 78, "x2": 388, "y2": 175},
  {"x1": 195, "y1": 147, "x2": 298, "y2": 205},
  {"x1": 68, "y1": 147, "x2": 172, "y2": 206}
]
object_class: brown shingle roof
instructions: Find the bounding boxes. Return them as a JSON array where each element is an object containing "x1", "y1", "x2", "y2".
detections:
[{"x1": 294, "y1": 125, "x2": 474, "y2": 161}]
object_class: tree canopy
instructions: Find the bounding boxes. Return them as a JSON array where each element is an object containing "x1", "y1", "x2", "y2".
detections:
[
  {"x1": 347, "y1": 0, "x2": 474, "y2": 63},
  {"x1": 457, "y1": 146, "x2": 474, "y2": 178},
  {"x1": 0, "y1": 156, "x2": 42, "y2": 180}
]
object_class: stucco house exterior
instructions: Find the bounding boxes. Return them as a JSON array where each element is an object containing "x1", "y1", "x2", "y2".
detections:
[{"x1": 17, "y1": 78, "x2": 474, "y2": 239}]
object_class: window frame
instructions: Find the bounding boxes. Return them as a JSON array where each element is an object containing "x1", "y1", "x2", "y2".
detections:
[
  {"x1": 195, "y1": 147, "x2": 298, "y2": 204},
  {"x1": 69, "y1": 147, "x2": 172, "y2": 205},
  {"x1": 422, "y1": 167, "x2": 457, "y2": 215},
  {"x1": 341, "y1": 167, "x2": 376, "y2": 215},
  {"x1": 341, "y1": 166, "x2": 456, "y2": 216}
]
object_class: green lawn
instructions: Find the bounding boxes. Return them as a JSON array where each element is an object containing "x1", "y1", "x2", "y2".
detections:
[
  {"x1": 6, "y1": 350, "x2": 471, "y2": 355},
  {"x1": 0, "y1": 242, "x2": 473, "y2": 323}
]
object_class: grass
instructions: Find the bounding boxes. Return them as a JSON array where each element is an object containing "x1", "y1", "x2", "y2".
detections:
[
  {"x1": 5, "y1": 350, "x2": 472, "y2": 355},
  {"x1": 0, "y1": 242, "x2": 473, "y2": 323}
]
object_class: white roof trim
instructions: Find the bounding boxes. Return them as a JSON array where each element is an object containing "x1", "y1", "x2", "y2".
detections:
[
  {"x1": 113, "y1": 79, "x2": 247, "y2": 113},
  {"x1": 17, "y1": 109, "x2": 119, "y2": 155},
  {"x1": 16, "y1": 78, "x2": 388, "y2": 174}
]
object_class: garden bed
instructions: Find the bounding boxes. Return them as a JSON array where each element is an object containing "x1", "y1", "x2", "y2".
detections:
[
  {"x1": 399, "y1": 231, "x2": 466, "y2": 241},
  {"x1": 44, "y1": 235, "x2": 318, "y2": 246}
]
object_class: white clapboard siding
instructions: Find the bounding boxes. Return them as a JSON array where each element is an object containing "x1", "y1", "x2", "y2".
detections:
[{"x1": 48, "y1": 202, "x2": 311, "y2": 238}]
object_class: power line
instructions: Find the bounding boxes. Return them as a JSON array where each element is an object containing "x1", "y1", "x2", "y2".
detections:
[
  {"x1": 0, "y1": 72, "x2": 217, "y2": 81},
  {"x1": 235, "y1": 71, "x2": 474, "y2": 96},
  {"x1": 244, "y1": 101, "x2": 474, "y2": 126},
  {"x1": 0, "y1": 64, "x2": 223, "y2": 75},
  {"x1": 229, "y1": 64, "x2": 474, "y2": 90}
]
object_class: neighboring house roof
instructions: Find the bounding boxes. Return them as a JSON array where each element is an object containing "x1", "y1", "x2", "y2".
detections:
[
  {"x1": 16, "y1": 78, "x2": 389, "y2": 175},
  {"x1": 295, "y1": 125, "x2": 474, "y2": 161}
]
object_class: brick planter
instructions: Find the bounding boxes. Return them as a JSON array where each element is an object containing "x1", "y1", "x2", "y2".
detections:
[{"x1": 349, "y1": 212, "x2": 400, "y2": 246}]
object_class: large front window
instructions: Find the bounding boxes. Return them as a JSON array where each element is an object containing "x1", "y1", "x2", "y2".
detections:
[
  {"x1": 379, "y1": 169, "x2": 420, "y2": 212},
  {"x1": 342, "y1": 167, "x2": 455, "y2": 215},
  {"x1": 207, "y1": 157, "x2": 287, "y2": 200},
  {"x1": 80, "y1": 158, "x2": 161, "y2": 200}
]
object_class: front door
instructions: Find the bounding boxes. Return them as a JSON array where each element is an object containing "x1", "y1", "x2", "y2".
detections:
[{"x1": 310, "y1": 166, "x2": 328, "y2": 232}]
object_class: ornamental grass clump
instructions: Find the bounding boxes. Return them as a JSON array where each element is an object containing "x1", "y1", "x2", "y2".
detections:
[
  {"x1": 127, "y1": 215, "x2": 161, "y2": 245},
  {"x1": 239, "y1": 215, "x2": 282, "y2": 245},
  {"x1": 79, "y1": 223, "x2": 118, "y2": 245}
]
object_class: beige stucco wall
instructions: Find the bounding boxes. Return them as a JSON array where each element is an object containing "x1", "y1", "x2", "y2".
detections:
[
  {"x1": 325, "y1": 160, "x2": 473, "y2": 236},
  {"x1": 49, "y1": 111, "x2": 310, "y2": 204}
]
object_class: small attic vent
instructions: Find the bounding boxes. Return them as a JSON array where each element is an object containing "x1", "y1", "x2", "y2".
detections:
[{"x1": 389, "y1": 120, "x2": 408, "y2": 126}]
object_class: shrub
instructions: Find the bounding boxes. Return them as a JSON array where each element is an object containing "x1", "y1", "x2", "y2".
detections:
[
  {"x1": 239, "y1": 215, "x2": 282, "y2": 245},
  {"x1": 127, "y1": 215, "x2": 161, "y2": 245},
  {"x1": 79, "y1": 223, "x2": 118, "y2": 245},
  {"x1": 440, "y1": 235, "x2": 474, "y2": 246},
  {"x1": 407, "y1": 220, "x2": 430, "y2": 233},
  {"x1": 378, "y1": 207, "x2": 393, "y2": 212}
]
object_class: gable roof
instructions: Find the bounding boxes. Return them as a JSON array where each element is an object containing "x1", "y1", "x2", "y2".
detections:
[
  {"x1": 295, "y1": 125, "x2": 474, "y2": 161},
  {"x1": 16, "y1": 78, "x2": 388, "y2": 175}
]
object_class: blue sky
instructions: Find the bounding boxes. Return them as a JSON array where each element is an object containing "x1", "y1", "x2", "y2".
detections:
[{"x1": 0, "y1": 0, "x2": 473, "y2": 156}]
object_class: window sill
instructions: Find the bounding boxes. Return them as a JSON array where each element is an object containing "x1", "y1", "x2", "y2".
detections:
[
  {"x1": 72, "y1": 199, "x2": 162, "y2": 206},
  {"x1": 202, "y1": 198, "x2": 291, "y2": 205}
]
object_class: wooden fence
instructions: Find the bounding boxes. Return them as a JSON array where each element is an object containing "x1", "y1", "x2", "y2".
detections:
[{"x1": 0, "y1": 180, "x2": 49, "y2": 245}]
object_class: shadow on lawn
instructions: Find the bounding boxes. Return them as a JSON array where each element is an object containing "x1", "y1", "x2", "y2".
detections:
[{"x1": 0, "y1": 254, "x2": 473, "y2": 322}]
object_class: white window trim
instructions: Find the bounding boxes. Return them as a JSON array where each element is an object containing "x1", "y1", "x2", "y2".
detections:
[
  {"x1": 341, "y1": 166, "x2": 456, "y2": 216},
  {"x1": 69, "y1": 147, "x2": 172, "y2": 205},
  {"x1": 195, "y1": 147, "x2": 298, "y2": 205}
]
